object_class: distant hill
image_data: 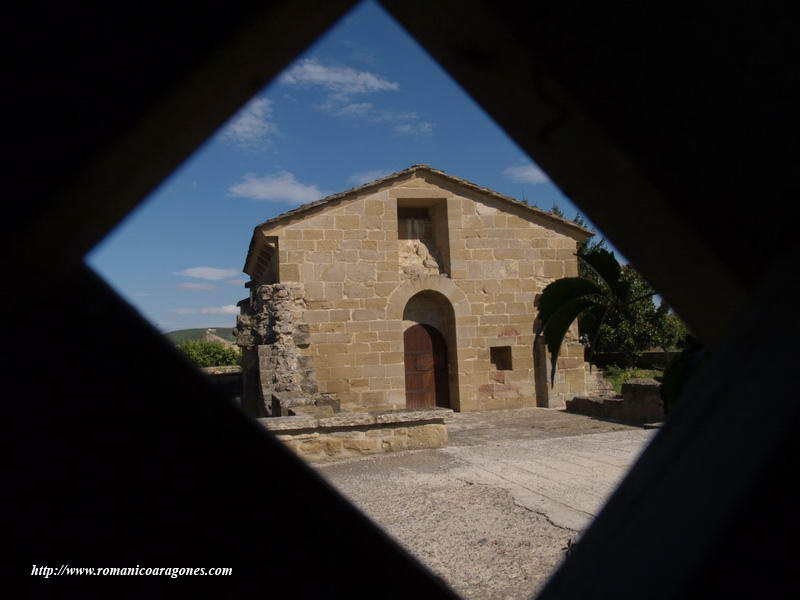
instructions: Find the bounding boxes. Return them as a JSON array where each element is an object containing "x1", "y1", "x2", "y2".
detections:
[{"x1": 165, "y1": 328, "x2": 235, "y2": 344}]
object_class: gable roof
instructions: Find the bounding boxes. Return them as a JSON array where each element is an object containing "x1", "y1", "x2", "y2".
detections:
[{"x1": 244, "y1": 164, "x2": 594, "y2": 273}]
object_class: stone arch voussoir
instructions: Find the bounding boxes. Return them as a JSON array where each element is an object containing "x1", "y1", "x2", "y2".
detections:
[{"x1": 387, "y1": 277, "x2": 468, "y2": 321}]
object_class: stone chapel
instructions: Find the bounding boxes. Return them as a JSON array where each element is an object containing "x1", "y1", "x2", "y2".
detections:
[{"x1": 234, "y1": 165, "x2": 592, "y2": 417}]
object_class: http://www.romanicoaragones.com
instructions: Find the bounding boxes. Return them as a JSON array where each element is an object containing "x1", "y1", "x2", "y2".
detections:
[{"x1": 31, "y1": 565, "x2": 232, "y2": 578}]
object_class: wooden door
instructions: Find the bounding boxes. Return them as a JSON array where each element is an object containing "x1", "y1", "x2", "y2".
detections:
[{"x1": 404, "y1": 324, "x2": 450, "y2": 410}]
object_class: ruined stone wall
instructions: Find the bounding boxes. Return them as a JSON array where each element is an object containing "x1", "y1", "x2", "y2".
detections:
[
  {"x1": 245, "y1": 171, "x2": 587, "y2": 412},
  {"x1": 234, "y1": 282, "x2": 320, "y2": 416}
]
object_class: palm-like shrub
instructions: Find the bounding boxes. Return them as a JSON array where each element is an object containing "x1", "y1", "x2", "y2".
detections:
[{"x1": 536, "y1": 249, "x2": 653, "y2": 384}]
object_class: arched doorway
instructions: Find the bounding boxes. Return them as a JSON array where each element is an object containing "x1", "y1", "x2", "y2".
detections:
[
  {"x1": 404, "y1": 324, "x2": 450, "y2": 409},
  {"x1": 402, "y1": 290, "x2": 457, "y2": 410}
]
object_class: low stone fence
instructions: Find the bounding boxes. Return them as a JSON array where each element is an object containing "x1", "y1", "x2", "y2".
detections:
[
  {"x1": 590, "y1": 351, "x2": 679, "y2": 370},
  {"x1": 619, "y1": 378, "x2": 664, "y2": 423},
  {"x1": 566, "y1": 378, "x2": 663, "y2": 424},
  {"x1": 200, "y1": 366, "x2": 242, "y2": 402},
  {"x1": 259, "y1": 408, "x2": 453, "y2": 462}
]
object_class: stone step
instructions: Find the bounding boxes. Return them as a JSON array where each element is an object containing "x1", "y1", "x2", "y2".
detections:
[
  {"x1": 567, "y1": 378, "x2": 663, "y2": 424},
  {"x1": 584, "y1": 367, "x2": 615, "y2": 394},
  {"x1": 288, "y1": 405, "x2": 335, "y2": 417}
]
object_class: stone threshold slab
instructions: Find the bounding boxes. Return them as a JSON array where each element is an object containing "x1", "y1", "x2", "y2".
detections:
[{"x1": 259, "y1": 407, "x2": 454, "y2": 433}]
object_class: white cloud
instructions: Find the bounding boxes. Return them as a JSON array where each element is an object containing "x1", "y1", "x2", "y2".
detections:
[
  {"x1": 176, "y1": 282, "x2": 216, "y2": 291},
  {"x1": 174, "y1": 305, "x2": 239, "y2": 315},
  {"x1": 280, "y1": 58, "x2": 398, "y2": 97},
  {"x1": 394, "y1": 121, "x2": 434, "y2": 136},
  {"x1": 374, "y1": 110, "x2": 418, "y2": 123},
  {"x1": 334, "y1": 102, "x2": 374, "y2": 117},
  {"x1": 225, "y1": 279, "x2": 249, "y2": 286},
  {"x1": 173, "y1": 267, "x2": 240, "y2": 281},
  {"x1": 330, "y1": 105, "x2": 437, "y2": 136},
  {"x1": 220, "y1": 97, "x2": 276, "y2": 149},
  {"x1": 228, "y1": 171, "x2": 324, "y2": 204},
  {"x1": 503, "y1": 162, "x2": 550, "y2": 184},
  {"x1": 202, "y1": 305, "x2": 239, "y2": 315},
  {"x1": 280, "y1": 57, "x2": 434, "y2": 136},
  {"x1": 347, "y1": 169, "x2": 392, "y2": 186}
]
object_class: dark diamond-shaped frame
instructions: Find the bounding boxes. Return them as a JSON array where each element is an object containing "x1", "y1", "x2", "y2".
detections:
[{"x1": 7, "y1": 1, "x2": 800, "y2": 597}]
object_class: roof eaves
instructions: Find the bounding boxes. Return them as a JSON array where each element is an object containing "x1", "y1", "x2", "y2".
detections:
[
  {"x1": 421, "y1": 166, "x2": 595, "y2": 238},
  {"x1": 252, "y1": 164, "x2": 424, "y2": 231},
  {"x1": 244, "y1": 165, "x2": 422, "y2": 275}
]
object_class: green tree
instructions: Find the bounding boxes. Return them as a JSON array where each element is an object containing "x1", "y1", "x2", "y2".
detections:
[
  {"x1": 659, "y1": 310, "x2": 691, "y2": 349},
  {"x1": 573, "y1": 212, "x2": 687, "y2": 358},
  {"x1": 177, "y1": 340, "x2": 240, "y2": 367},
  {"x1": 585, "y1": 265, "x2": 685, "y2": 366},
  {"x1": 536, "y1": 247, "x2": 686, "y2": 382}
]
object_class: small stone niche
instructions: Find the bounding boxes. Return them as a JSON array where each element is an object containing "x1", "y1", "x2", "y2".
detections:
[
  {"x1": 397, "y1": 200, "x2": 450, "y2": 279},
  {"x1": 490, "y1": 346, "x2": 513, "y2": 371}
]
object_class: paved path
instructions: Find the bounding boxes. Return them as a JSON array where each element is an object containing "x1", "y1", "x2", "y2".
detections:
[
  {"x1": 444, "y1": 426, "x2": 654, "y2": 531},
  {"x1": 317, "y1": 408, "x2": 656, "y2": 600}
]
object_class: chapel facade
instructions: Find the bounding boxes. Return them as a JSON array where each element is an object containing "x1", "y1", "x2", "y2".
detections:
[{"x1": 234, "y1": 165, "x2": 592, "y2": 417}]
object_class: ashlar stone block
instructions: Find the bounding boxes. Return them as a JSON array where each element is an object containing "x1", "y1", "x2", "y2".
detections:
[{"x1": 336, "y1": 215, "x2": 361, "y2": 230}]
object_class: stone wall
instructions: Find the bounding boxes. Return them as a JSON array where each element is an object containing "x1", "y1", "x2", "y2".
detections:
[
  {"x1": 618, "y1": 378, "x2": 664, "y2": 423},
  {"x1": 233, "y1": 282, "x2": 323, "y2": 416},
  {"x1": 566, "y1": 378, "x2": 664, "y2": 424},
  {"x1": 584, "y1": 366, "x2": 616, "y2": 396},
  {"x1": 242, "y1": 170, "x2": 588, "y2": 413},
  {"x1": 591, "y1": 351, "x2": 680, "y2": 370},
  {"x1": 200, "y1": 365, "x2": 242, "y2": 402},
  {"x1": 260, "y1": 408, "x2": 452, "y2": 462}
]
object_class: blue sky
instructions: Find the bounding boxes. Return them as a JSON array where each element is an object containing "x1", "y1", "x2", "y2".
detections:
[{"x1": 87, "y1": 0, "x2": 611, "y2": 333}]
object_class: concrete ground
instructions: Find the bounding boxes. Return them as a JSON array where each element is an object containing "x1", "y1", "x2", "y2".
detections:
[{"x1": 316, "y1": 408, "x2": 657, "y2": 600}]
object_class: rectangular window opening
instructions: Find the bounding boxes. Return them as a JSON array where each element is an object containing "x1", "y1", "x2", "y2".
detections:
[
  {"x1": 490, "y1": 346, "x2": 513, "y2": 371},
  {"x1": 397, "y1": 199, "x2": 450, "y2": 278}
]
